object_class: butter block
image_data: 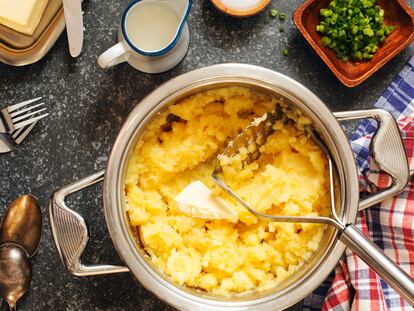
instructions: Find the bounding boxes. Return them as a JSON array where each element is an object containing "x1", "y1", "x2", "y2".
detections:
[
  {"x1": 0, "y1": 0, "x2": 49, "y2": 35},
  {"x1": 174, "y1": 181, "x2": 238, "y2": 222}
]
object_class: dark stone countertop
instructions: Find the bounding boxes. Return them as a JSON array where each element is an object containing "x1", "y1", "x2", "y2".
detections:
[{"x1": 1, "y1": 0, "x2": 414, "y2": 310}]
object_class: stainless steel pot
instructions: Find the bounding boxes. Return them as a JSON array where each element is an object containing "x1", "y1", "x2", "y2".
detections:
[{"x1": 49, "y1": 64, "x2": 412, "y2": 310}]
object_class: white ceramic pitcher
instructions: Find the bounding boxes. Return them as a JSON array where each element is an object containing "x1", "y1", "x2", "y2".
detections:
[{"x1": 98, "y1": 0, "x2": 192, "y2": 73}]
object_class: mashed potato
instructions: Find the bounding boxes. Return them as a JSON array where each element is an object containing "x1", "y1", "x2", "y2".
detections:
[{"x1": 125, "y1": 87, "x2": 330, "y2": 296}]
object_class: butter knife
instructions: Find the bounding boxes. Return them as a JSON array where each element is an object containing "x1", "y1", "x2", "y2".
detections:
[{"x1": 62, "y1": 0, "x2": 83, "y2": 57}]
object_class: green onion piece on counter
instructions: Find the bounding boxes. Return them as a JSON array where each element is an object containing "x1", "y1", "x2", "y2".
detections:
[
  {"x1": 270, "y1": 9, "x2": 278, "y2": 17},
  {"x1": 316, "y1": 0, "x2": 395, "y2": 61},
  {"x1": 279, "y1": 13, "x2": 286, "y2": 21},
  {"x1": 283, "y1": 49, "x2": 288, "y2": 56},
  {"x1": 279, "y1": 26, "x2": 285, "y2": 32}
]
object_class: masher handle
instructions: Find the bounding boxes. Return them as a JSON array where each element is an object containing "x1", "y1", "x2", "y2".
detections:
[{"x1": 340, "y1": 224, "x2": 414, "y2": 306}]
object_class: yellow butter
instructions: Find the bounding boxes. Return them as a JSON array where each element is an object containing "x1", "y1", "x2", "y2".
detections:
[
  {"x1": 0, "y1": 0, "x2": 49, "y2": 35},
  {"x1": 174, "y1": 181, "x2": 238, "y2": 222}
]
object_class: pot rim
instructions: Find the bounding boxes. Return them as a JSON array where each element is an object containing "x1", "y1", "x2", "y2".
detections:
[{"x1": 104, "y1": 64, "x2": 359, "y2": 310}]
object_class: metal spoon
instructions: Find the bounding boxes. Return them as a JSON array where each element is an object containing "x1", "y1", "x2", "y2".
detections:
[
  {"x1": 0, "y1": 243, "x2": 31, "y2": 311},
  {"x1": 0, "y1": 195, "x2": 42, "y2": 257}
]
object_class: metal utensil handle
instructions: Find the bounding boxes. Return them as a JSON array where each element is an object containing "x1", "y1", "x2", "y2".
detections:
[
  {"x1": 340, "y1": 224, "x2": 414, "y2": 305},
  {"x1": 48, "y1": 170, "x2": 129, "y2": 276},
  {"x1": 334, "y1": 109, "x2": 410, "y2": 211}
]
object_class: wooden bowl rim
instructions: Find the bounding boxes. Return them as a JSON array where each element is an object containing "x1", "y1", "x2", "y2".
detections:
[
  {"x1": 293, "y1": 0, "x2": 414, "y2": 87},
  {"x1": 210, "y1": 0, "x2": 272, "y2": 17}
]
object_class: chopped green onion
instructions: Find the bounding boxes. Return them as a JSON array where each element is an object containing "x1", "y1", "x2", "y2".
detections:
[
  {"x1": 321, "y1": 36, "x2": 332, "y2": 46},
  {"x1": 279, "y1": 12, "x2": 286, "y2": 20},
  {"x1": 363, "y1": 28, "x2": 374, "y2": 37},
  {"x1": 279, "y1": 26, "x2": 285, "y2": 32},
  {"x1": 283, "y1": 49, "x2": 289, "y2": 56},
  {"x1": 270, "y1": 9, "x2": 278, "y2": 17},
  {"x1": 316, "y1": 0, "x2": 395, "y2": 61},
  {"x1": 320, "y1": 9, "x2": 333, "y2": 17}
]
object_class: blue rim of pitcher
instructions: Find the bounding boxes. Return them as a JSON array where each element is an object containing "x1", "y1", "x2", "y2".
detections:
[{"x1": 121, "y1": 0, "x2": 192, "y2": 57}]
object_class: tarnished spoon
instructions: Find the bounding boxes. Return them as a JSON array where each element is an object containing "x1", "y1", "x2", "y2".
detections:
[
  {"x1": 0, "y1": 243, "x2": 31, "y2": 311},
  {"x1": 0, "y1": 195, "x2": 42, "y2": 257}
]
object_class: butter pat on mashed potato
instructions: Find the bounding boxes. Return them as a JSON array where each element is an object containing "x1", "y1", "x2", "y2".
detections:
[
  {"x1": 174, "y1": 181, "x2": 238, "y2": 222},
  {"x1": 125, "y1": 87, "x2": 330, "y2": 295}
]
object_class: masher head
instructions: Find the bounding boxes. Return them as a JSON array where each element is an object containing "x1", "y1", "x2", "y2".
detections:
[
  {"x1": 212, "y1": 103, "x2": 341, "y2": 227},
  {"x1": 213, "y1": 105, "x2": 284, "y2": 176}
]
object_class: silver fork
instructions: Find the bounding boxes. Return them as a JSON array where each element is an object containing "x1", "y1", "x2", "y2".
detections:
[
  {"x1": 0, "y1": 122, "x2": 37, "y2": 153},
  {"x1": 0, "y1": 97, "x2": 48, "y2": 133}
]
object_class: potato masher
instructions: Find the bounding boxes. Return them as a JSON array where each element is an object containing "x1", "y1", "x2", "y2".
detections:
[{"x1": 212, "y1": 104, "x2": 414, "y2": 305}]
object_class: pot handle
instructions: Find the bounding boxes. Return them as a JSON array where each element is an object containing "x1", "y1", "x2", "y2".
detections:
[
  {"x1": 48, "y1": 171, "x2": 129, "y2": 276},
  {"x1": 334, "y1": 109, "x2": 410, "y2": 211},
  {"x1": 340, "y1": 224, "x2": 414, "y2": 305}
]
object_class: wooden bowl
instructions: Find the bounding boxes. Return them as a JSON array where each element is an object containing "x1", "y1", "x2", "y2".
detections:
[
  {"x1": 293, "y1": 0, "x2": 414, "y2": 87},
  {"x1": 210, "y1": 0, "x2": 271, "y2": 17}
]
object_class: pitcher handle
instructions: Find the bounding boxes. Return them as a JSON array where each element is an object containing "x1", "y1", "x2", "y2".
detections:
[
  {"x1": 48, "y1": 170, "x2": 129, "y2": 276},
  {"x1": 334, "y1": 109, "x2": 410, "y2": 211},
  {"x1": 97, "y1": 42, "x2": 128, "y2": 69}
]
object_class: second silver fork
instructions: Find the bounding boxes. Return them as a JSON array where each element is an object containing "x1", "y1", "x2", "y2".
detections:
[
  {"x1": 0, "y1": 122, "x2": 38, "y2": 154},
  {"x1": 0, "y1": 97, "x2": 48, "y2": 133}
]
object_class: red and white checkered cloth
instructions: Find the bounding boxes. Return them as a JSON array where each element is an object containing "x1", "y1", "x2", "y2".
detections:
[{"x1": 304, "y1": 56, "x2": 414, "y2": 310}]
